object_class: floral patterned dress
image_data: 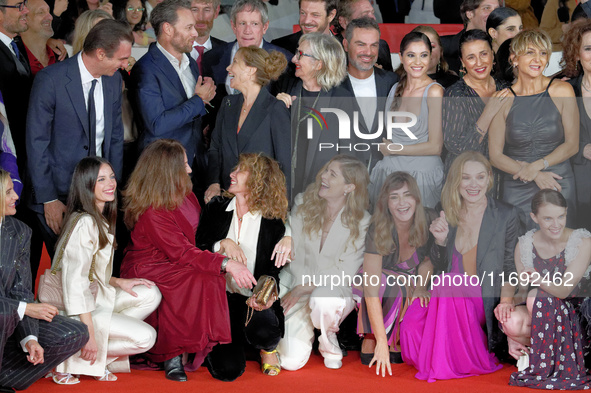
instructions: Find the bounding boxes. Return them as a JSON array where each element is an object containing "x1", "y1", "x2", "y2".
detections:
[{"x1": 509, "y1": 229, "x2": 591, "y2": 389}]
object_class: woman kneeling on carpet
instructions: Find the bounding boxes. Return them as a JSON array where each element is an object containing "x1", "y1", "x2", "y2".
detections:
[
  {"x1": 121, "y1": 140, "x2": 254, "y2": 382},
  {"x1": 52, "y1": 157, "x2": 161, "y2": 384},
  {"x1": 196, "y1": 153, "x2": 290, "y2": 380},
  {"x1": 497, "y1": 189, "x2": 591, "y2": 389},
  {"x1": 277, "y1": 155, "x2": 370, "y2": 370}
]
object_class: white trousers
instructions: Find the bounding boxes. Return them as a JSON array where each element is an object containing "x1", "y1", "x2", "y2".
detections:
[{"x1": 277, "y1": 286, "x2": 355, "y2": 371}]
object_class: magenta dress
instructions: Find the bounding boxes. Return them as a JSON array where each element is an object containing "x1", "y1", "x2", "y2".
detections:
[{"x1": 400, "y1": 246, "x2": 502, "y2": 382}]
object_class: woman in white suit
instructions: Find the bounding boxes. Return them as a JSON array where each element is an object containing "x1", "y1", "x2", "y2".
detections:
[
  {"x1": 278, "y1": 155, "x2": 370, "y2": 370},
  {"x1": 51, "y1": 157, "x2": 161, "y2": 384}
]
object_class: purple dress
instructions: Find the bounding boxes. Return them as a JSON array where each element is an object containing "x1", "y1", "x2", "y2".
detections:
[
  {"x1": 509, "y1": 229, "x2": 591, "y2": 389},
  {"x1": 400, "y1": 246, "x2": 502, "y2": 382}
]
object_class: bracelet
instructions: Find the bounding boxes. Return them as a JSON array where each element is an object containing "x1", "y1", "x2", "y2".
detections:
[
  {"x1": 220, "y1": 257, "x2": 229, "y2": 273},
  {"x1": 476, "y1": 124, "x2": 486, "y2": 136},
  {"x1": 542, "y1": 158, "x2": 549, "y2": 170}
]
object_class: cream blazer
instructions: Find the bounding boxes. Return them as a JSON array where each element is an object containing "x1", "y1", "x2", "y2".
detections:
[
  {"x1": 55, "y1": 214, "x2": 127, "y2": 376},
  {"x1": 280, "y1": 197, "x2": 370, "y2": 296}
]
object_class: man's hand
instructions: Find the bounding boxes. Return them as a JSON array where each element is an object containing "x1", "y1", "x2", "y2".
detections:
[
  {"x1": 44, "y1": 200, "x2": 66, "y2": 235},
  {"x1": 25, "y1": 340, "x2": 44, "y2": 365},
  {"x1": 25, "y1": 303, "x2": 58, "y2": 322},
  {"x1": 194, "y1": 76, "x2": 216, "y2": 104}
]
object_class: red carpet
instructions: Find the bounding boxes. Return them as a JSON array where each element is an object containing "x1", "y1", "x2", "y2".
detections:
[{"x1": 31, "y1": 247, "x2": 522, "y2": 393}]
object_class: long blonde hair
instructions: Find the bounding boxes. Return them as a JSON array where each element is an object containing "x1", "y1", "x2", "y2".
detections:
[
  {"x1": 0, "y1": 169, "x2": 10, "y2": 220},
  {"x1": 372, "y1": 172, "x2": 428, "y2": 256},
  {"x1": 123, "y1": 139, "x2": 192, "y2": 229},
  {"x1": 442, "y1": 151, "x2": 493, "y2": 226},
  {"x1": 298, "y1": 155, "x2": 369, "y2": 247},
  {"x1": 72, "y1": 9, "x2": 114, "y2": 54}
]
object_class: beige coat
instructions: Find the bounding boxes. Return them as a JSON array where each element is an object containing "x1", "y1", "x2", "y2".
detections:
[{"x1": 55, "y1": 214, "x2": 128, "y2": 376}]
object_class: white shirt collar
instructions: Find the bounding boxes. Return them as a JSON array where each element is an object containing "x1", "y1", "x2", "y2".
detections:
[
  {"x1": 77, "y1": 52, "x2": 97, "y2": 84},
  {"x1": 192, "y1": 36, "x2": 212, "y2": 51},
  {"x1": 225, "y1": 197, "x2": 262, "y2": 220},
  {"x1": 0, "y1": 32, "x2": 16, "y2": 56},
  {"x1": 348, "y1": 68, "x2": 375, "y2": 82},
  {"x1": 157, "y1": 41, "x2": 190, "y2": 71}
]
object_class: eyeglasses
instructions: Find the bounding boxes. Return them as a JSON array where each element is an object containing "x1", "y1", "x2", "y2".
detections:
[
  {"x1": 296, "y1": 50, "x2": 316, "y2": 60},
  {"x1": 126, "y1": 6, "x2": 145, "y2": 12},
  {"x1": 0, "y1": 0, "x2": 28, "y2": 12}
]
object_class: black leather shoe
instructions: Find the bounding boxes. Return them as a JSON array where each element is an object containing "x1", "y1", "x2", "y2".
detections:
[
  {"x1": 0, "y1": 386, "x2": 15, "y2": 393},
  {"x1": 163, "y1": 355, "x2": 187, "y2": 382},
  {"x1": 390, "y1": 351, "x2": 403, "y2": 364}
]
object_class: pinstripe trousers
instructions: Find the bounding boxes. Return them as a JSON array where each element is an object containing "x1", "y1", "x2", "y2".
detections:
[{"x1": 0, "y1": 311, "x2": 89, "y2": 390}]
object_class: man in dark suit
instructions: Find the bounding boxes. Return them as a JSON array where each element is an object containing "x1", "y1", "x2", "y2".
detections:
[
  {"x1": 130, "y1": 0, "x2": 215, "y2": 191},
  {"x1": 270, "y1": 0, "x2": 338, "y2": 55},
  {"x1": 26, "y1": 19, "x2": 132, "y2": 257},
  {"x1": 189, "y1": 0, "x2": 225, "y2": 72},
  {"x1": 440, "y1": 0, "x2": 499, "y2": 74},
  {"x1": 0, "y1": 213, "x2": 88, "y2": 391},
  {"x1": 334, "y1": 0, "x2": 392, "y2": 71},
  {"x1": 339, "y1": 17, "x2": 398, "y2": 172}
]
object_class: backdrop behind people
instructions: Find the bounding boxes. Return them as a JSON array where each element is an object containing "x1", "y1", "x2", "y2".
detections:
[{"x1": 120, "y1": 139, "x2": 254, "y2": 382}]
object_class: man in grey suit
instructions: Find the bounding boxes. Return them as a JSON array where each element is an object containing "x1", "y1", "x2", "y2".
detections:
[
  {"x1": 0, "y1": 214, "x2": 88, "y2": 391},
  {"x1": 26, "y1": 19, "x2": 132, "y2": 257}
]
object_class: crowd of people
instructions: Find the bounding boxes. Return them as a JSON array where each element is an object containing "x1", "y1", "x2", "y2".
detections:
[{"x1": 1, "y1": 0, "x2": 591, "y2": 390}]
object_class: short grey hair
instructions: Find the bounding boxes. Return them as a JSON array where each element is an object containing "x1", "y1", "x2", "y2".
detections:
[
  {"x1": 344, "y1": 17, "x2": 380, "y2": 43},
  {"x1": 299, "y1": 33, "x2": 347, "y2": 91},
  {"x1": 151, "y1": 0, "x2": 192, "y2": 37},
  {"x1": 230, "y1": 0, "x2": 268, "y2": 25}
]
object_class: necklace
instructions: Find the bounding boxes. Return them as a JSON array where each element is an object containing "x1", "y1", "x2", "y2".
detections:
[{"x1": 583, "y1": 80, "x2": 591, "y2": 93}]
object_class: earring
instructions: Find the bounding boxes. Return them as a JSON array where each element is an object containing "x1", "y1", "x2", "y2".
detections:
[
  {"x1": 459, "y1": 65, "x2": 466, "y2": 77},
  {"x1": 437, "y1": 61, "x2": 441, "y2": 73},
  {"x1": 343, "y1": 191, "x2": 347, "y2": 196}
]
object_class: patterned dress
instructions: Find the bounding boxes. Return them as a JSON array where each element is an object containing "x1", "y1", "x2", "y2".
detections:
[{"x1": 509, "y1": 229, "x2": 591, "y2": 389}]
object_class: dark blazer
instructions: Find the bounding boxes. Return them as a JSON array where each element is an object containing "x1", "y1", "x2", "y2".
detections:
[
  {"x1": 0, "y1": 38, "x2": 32, "y2": 178},
  {"x1": 336, "y1": 67, "x2": 398, "y2": 171},
  {"x1": 441, "y1": 29, "x2": 465, "y2": 75},
  {"x1": 334, "y1": 33, "x2": 393, "y2": 72},
  {"x1": 430, "y1": 197, "x2": 523, "y2": 357},
  {"x1": 130, "y1": 42, "x2": 207, "y2": 166},
  {"x1": 270, "y1": 31, "x2": 302, "y2": 55},
  {"x1": 26, "y1": 54, "x2": 124, "y2": 210},
  {"x1": 207, "y1": 88, "x2": 291, "y2": 191},
  {"x1": 195, "y1": 196, "x2": 286, "y2": 321}
]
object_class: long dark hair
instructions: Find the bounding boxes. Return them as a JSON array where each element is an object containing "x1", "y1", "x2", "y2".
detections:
[
  {"x1": 392, "y1": 32, "x2": 432, "y2": 110},
  {"x1": 62, "y1": 157, "x2": 117, "y2": 250},
  {"x1": 486, "y1": 7, "x2": 519, "y2": 32}
]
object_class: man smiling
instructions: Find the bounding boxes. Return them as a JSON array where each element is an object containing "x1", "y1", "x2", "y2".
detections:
[{"x1": 21, "y1": 0, "x2": 59, "y2": 76}]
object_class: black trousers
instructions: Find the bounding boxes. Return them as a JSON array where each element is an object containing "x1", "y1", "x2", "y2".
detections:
[
  {"x1": 0, "y1": 312, "x2": 89, "y2": 390},
  {"x1": 205, "y1": 292, "x2": 282, "y2": 382}
]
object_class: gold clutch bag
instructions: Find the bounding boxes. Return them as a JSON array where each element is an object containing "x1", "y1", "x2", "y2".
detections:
[{"x1": 245, "y1": 275, "x2": 278, "y2": 326}]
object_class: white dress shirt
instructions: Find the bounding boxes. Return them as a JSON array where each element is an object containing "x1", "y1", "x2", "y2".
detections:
[
  {"x1": 0, "y1": 32, "x2": 17, "y2": 57},
  {"x1": 157, "y1": 42, "x2": 196, "y2": 99},
  {"x1": 77, "y1": 53, "x2": 105, "y2": 156},
  {"x1": 190, "y1": 36, "x2": 212, "y2": 62},
  {"x1": 348, "y1": 71, "x2": 377, "y2": 131}
]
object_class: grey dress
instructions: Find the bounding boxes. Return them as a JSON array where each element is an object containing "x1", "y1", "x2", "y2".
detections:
[{"x1": 501, "y1": 79, "x2": 576, "y2": 229}]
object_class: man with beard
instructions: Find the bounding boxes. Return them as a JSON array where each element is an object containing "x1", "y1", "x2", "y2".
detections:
[
  {"x1": 189, "y1": 0, "x2": 225, "y2": 74},
  {"x1": 129, "y1": 0, "x2": 215, "y2": 183},
  {"x1": 339, "y1": 17, "x2": 397, "y2": 171},
  {"x1": 271, "y1": 0, "x2": 337, "y2": 55},
  {"x1": 21, "y1": 0, "x2": 61, "y2": 76}
]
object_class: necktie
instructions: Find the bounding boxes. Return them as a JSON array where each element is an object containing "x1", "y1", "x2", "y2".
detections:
[
  {"x1": 10, "y1": 40, "x2": 20, "y2": 59},
  {"x1": 10, "y1": 40, "x2": 29, "y2": 76},
  {"x1": 88, "y1": 79, "x2": 97, "y2": 156},
  {"x1": 194, "y1": 45, "x2": 205, "y2": 75}
]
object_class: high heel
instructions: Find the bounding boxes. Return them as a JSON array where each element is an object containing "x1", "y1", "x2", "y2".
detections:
[{"x1": 260, "y1": 349, "x2": 281, "y2": 376}]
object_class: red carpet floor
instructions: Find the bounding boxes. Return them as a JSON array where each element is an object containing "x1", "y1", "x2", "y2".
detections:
[{"x1": 30, "y1": 248, "x2": 522, "y2": 393}]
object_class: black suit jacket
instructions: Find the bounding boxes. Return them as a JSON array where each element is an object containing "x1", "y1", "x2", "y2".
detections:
[
  {"x1": 336, "y1": 67, "x2": 398, "y2": 171},
  {"x1": 270, "y1": 31, "x2": 302, "y2": 55},
  {"x1": 430, "y1": 197, "x2": 524, "y2": 356},
  {"x1": 441, "y1": 29, "x2": 465, "y2": 75},
  {"x1": 0, "y1": 217, "x2": 36, "y2": 342},
  {"x1": 207, "y1": 88, "x2": 291, "y2": 191},
  {"x1": 0, "y1": 38, "x2": 32, "y2": 178}
]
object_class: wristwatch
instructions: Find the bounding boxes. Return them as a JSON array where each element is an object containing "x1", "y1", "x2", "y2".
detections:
[{"x1": 220, "y1": 257, "x2": 230, "y2": 273}]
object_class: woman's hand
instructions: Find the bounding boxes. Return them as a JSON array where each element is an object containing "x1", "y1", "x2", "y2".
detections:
[
  {"x1": 494, "y1": 301, "x2": 515, "y2": 324},
  {"x1": 411, "y1": 287, "x2": 431, "y2": 308},
  {"x1": 271, "y1": 236, "x2": 292, "y2": 267},
  {"x1": 80, "y1": 334, "x2": 98, "y2": 365},
  {"x1": 246, "y1": 293, "x2": 276, "y2": 311},
  {"x1": 220, "y1": 238, "x2": 247, "y2": 265},
  {"x1": 507, "y1": 336, "x2": 529, "y2": 361},
  {"x1": 533, "y1": 171, "x2": 562, "y2": 192},
  {"x1": 225, "y1": 259, "x2": 256, "y2": 289},
  {"x1": 276, "y1": 93, "x2": 296, "y2": 108},
  {"x1": 53, "y1": 0, "x2": 68, "y2": 17},
  {"x1": 378, "y1": 138, "x2": 397, "y2": 157},
  {"x1": 25, "y1": 340, "x2": 44, "y2": 365},
  {"x1": 369, "y1": 339, "x2": 392, "y2": 377},
  {"x1": 483, "y1": 88, "x2": 510, "y2": 119},
  {"x1": 281, "y1": 285, "x2": 313, "y2": 313},
  {"x1": 429, "y1": 210, "x2": 448, "y2": 246},
  {"x1": 204, "y1": 183, "x2": 221, "y2": 203},
  {"x1": 513, "y1": 160, "x2": 542, "y2": 183},
  {"x1": 125, "y1": 56, "x2": 136, "y2": 73},
  {"x1": 98, "y1": 1, "x2": 113, "y2": 16},
  {"x1": 111, "y1": 277, "x2": 155, "y2": 297}
]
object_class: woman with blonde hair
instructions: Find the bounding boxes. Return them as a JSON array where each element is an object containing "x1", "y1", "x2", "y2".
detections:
[
  {"x1": 71, "y1": 9, "x2": 114, "y2": 54},
  {"x1": 355, "y1": 172, "x2": 437, "y2": 375},
  {"x1": 400, "y1": 151, "x2": 522, "y2": 381},
  {"x1": 490, "y1": 29, "x2": 578, "y2": 229},
  {"x1": 120, "y1": 139, "x2": 254, "y2": 382},
  {"x1": 278, "y1": 155, "x2": 370, "y2": 370},
  {"x1": 196, "y1": 153, "x2": 289, "y2": 380},
  {"x1": 204, "y1": 47, "x2": 290, "y2": 203}
]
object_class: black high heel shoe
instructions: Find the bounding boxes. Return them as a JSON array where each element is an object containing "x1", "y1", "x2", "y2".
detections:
[{"x1": 163, "y1": 355, "x2": 187, "y2": 382}]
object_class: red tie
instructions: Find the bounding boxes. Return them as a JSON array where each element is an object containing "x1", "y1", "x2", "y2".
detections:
[{"x1": 194, "y1": 45, "x2": 205, "y2": 75}]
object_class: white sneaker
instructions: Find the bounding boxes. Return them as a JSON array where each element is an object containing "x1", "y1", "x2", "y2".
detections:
[{"x1": 324, "y1": 358, "x2": 342, "y2": 369}]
